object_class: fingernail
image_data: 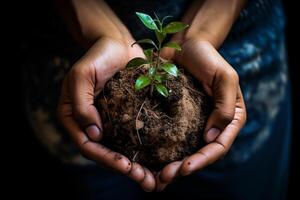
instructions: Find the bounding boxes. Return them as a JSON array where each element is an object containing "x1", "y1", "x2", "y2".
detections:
[
  {"x1": 206, "y1": 128, "x2": 221, "y2": 143},
  {"x1": 85, "y1": 125, "x2": 101, "y2": 141}
]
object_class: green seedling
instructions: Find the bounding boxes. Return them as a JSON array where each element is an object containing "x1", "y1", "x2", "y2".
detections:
[{"x1": 126, "y1": 12, "x2": 189, "y2": 97}]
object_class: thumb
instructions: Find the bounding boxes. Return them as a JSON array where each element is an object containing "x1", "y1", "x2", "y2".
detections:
[
  {"x1": 204, "y1": 68, "x2": 239, "y2": 143},
  {"x1": 160, "y1": 37, "x2": 182, "y2": 60},
  {"x1": 68, "y1": 64, "x2": 103, "y2": 142},
  {"x1": 160, "y1": 46, "x2": 176, "y2": 60}
]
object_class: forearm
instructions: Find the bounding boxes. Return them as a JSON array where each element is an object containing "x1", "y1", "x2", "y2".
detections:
[
  {"x1": 180, "y1": 0, "x2": 246, "y2": 48},
  {"x1": 54, "y1": 0, "x2": 132, "y2": 47}
]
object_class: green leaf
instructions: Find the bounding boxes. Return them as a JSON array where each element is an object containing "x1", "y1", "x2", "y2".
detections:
[
  {"x1": 143, "y1": 48, "x2": 153, "y2": 61},
  {"x1": 161, "y1": 15, "x2": 173, "y2": 25},
  {"x1": 132, "y1": 39, "x2": 158, "y2": 50},
  {"x1": 154, "y1": 75, "x2": 162, "y2": 83},
  {"x1": 163, "y1": 22, "x2": 189, "y2": 34},
  {"x1": 161, "y1": 63, "x2": 178, "y2": 77},
  {"x1": 163, "y1": 42, "x2": 182, "y2": 51},
  {"x1": 149, "y1": 67, "x2": 156, "y2": 76},
  {"x1": 135, "y1": 12, "x2": 158, "y2": 30},
  {"x1": 135, "y1": 75, "x2": 151, "y2": 90},
  {"x1": 155, "y1": 83, "x2": 168, "y2": 97},
  {"x1": 155, "y1": 30, "x2": 166, "y2": 44},
  {"x1": 126, "y1": 57, "x2": 148, "y2": 68}
]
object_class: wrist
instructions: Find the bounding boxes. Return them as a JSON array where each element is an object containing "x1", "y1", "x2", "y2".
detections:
[
  {"x1": 172, "y1": 32, "x2": 218, "y2": 64},
  {"x1": 163, "y1": 31, "x2": 218, "y2": 63},
  {"x1": 174, "y1": 37, "x2": 214, "y2": 65},
  {"x1": 83, "y1": 28, "x2": 134, "y2": 49},
  {"x1": 182, "y1": 30, "x2": 220, "y2": 49},
  {"x1": 91, "y1": 35, "x2": 143, "y2": 68}
]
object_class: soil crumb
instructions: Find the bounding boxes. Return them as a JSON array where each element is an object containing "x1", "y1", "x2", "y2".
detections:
[{"x1": 97, "y1": 67, "x2": 211, "y2": 170}]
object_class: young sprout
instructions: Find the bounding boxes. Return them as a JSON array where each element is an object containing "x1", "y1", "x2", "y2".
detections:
[{"x1": 126, "y1": 12, "x2": 189, "y2": 97}]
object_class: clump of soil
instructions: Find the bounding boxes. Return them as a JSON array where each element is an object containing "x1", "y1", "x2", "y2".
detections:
[{"x1": 97, "y1": 68, "x2": 211, "y2": 170}]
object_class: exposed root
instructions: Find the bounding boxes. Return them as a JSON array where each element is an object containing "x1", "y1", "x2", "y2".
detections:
[
  {"x1": 97, "y1": 67, "x2": 210, "y2": 169},
  {"x1": 132, "y1": 151, "x2": 139, "y2": 162},
  {"x1": 135, "y1": 100, "x2": 146, "y2": 145},
  {"x1": 185, "y1": 85, "x2": 202, "y2": 95}
]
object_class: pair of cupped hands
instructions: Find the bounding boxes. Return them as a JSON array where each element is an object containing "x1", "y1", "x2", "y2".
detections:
[{"x1": 57, "y1": 35, "x2": 246, "y2": 192}]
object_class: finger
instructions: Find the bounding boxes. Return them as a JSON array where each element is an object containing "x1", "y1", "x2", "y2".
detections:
[
  {"x1": 180, "y1": 88, "x2": 246, "y2": 176},
  {"x1": 68, "y1": 65, "x2": 103, "y2": 142},
  {"x1": 127, "y1": 162, "x2": 146, "y2": 182},
  {"x1": 159, "y1": 161, "x2": 182, "y2": 183},
  {"x1": 204, "y1": 127, "x2": 221, "y2": 143},
  {"x1": 155, "y1": 171, "x2": 167, "y2": 192},
  {"x1": 204, "y1": 67, "x2": 239, "y2": 142},
  {"x1": 173, "y1": 40, "x2": 239, "y2": 140},
  {"x1": 67, "y1": 39, "x2": 138, "y2": 137},
  {"x1": 59, "y1": 102, "x2": 132, "y2": 174},
  {"x1": 160, "y1": 43, "x2": 177, "y2": 60},
  {"x1": 156, "y1": 161, "x2": 182, "y2": 192},
  {"x1": 58, "y1": 75, "x2": 103, "y2": 142},
  {"x1": 128, "y1": 164, "x2": 156, "y2": 192},
  {"x1": 58, "y1": 109, "x2": 156, "y2": 190},
  {"x1": 127, "y1": 162, "x2": 155, "y2": 192}
]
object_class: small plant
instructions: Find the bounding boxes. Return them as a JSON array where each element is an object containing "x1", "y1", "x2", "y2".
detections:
[
  {"x1": 126, "y1": 12, "x2": 189, "y2": 97},
  {"x1": 97, "y1": 12, "x2": 209, "y2": 167}
]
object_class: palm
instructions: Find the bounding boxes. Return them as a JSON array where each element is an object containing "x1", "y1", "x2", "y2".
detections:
[
  {"x1": 58, "y1": 37, "x2": 156, "y2": 192},
  {"x1": 156, "y1": 39, "x2": 246, "y2": 191},
  {"x1": 88, "y1": 38, "x2": 145, "y2": 95}
]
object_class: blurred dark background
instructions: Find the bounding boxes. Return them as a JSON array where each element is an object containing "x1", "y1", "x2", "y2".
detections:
[
  {"x1": 284, "y1": 1, "x2": 300, "y2": 199},
  {"x1": 5, "y1": 1, "x2": 299, "y2": 199}
]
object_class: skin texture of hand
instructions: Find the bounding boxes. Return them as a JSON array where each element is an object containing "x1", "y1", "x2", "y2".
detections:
[
  {"x1": 155, "y1": 38, "x2": 247, "y2": 191},
  {"x1": 55, "y1": 0, "x2": 247, "y2": 192},
  {"x1": 57, "y1": 37, "x2": 156, "y2": 192}
]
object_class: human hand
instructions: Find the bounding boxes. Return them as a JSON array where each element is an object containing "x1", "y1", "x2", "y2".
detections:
[
  {"x1": 156, "y1": 38, "x2": 247, "y2": 191},
  {"x1": 57, "y1": 37, "x2": 156, "y2": 192}
]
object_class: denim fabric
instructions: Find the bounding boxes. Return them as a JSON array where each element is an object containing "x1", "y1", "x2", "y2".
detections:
[{"x1": 105, "y1": 0, "x2": 291, "y2": 167}]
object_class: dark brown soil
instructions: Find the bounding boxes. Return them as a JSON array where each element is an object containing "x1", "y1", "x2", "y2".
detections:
[{"x1": 97, "y1": 67, "x2": 211, "y2": 170}]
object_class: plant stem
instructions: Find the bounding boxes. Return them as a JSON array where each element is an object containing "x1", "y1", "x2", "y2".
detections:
[
  {"x1": 156, "y1": 49, "x2": 161, "y2": 69},
  {"x1": 150, "y1": 84, "x2": 154, "y2": 97},
  {"x1": 150, "y1": 16, "x2": 163, "y2": 97},
  {"x1": 156, "y1": 32, "x2": 162, "y2": 67},
  {"x1": 154, "y1": 34, "x2": 162, "y2": 76},
  {"x1": 150, "y1": 42, "x2": 161, "y2": 97}
]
